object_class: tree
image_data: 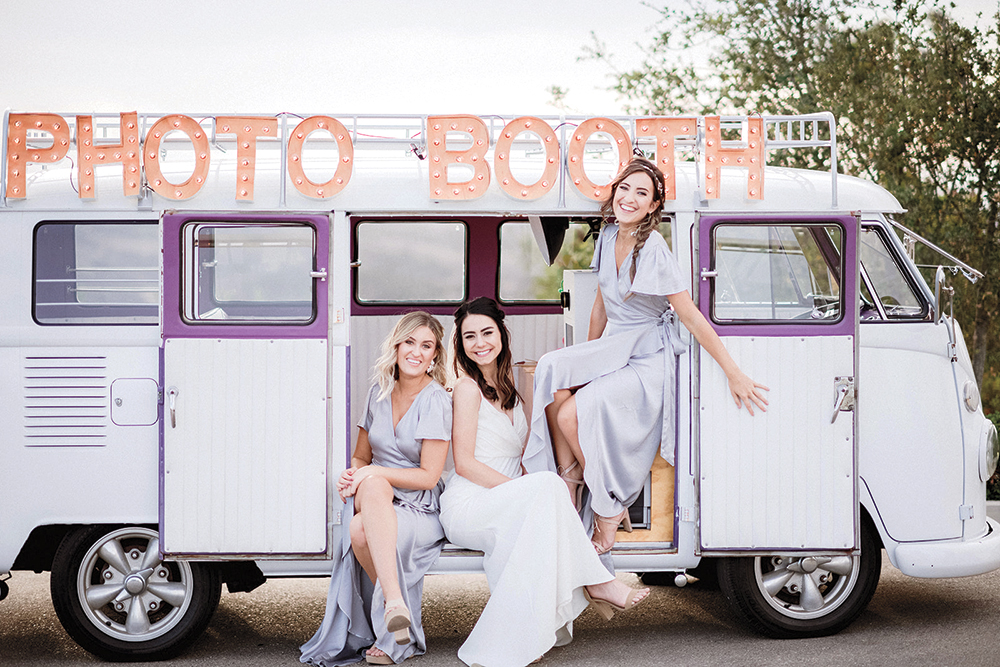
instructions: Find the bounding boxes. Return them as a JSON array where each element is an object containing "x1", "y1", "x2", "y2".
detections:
[{"x1": 592, "y1": 0, "x2": 1000, "y2": 407}]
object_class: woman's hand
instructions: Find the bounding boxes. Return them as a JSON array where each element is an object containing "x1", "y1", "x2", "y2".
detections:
[
  {"x1": 339, "y1": 465, "x2": 382, "y2": 502},
  {"x1": 727, "y1": 369, "x2": 769, "y2": 416}
]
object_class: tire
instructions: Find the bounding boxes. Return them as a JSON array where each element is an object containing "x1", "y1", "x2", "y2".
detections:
[
  {"x1": 50, "y1": 525, "x2": 221, "y2": 661},
  {"x1": 718, "y1": 517, "x2": 881, "y2": 638}
]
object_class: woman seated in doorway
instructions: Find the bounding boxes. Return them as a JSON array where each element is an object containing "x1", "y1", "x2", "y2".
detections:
[
  {"x1": 301, "y1": 311, "x2": 452, "y2": 666},
  {"x1": 523, "y1": 157, "x2": 769, "y2": 558},
  {"x1": 440, "y1": 297, "x2": 649, "y2": 667}
]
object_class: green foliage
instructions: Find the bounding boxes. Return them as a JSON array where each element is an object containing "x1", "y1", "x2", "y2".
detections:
[
  {"x1": 988, "y1": 412, "x2": 1000, "y2": 500},
  {"x1": 595, "y1": 0, "x2": 1000, "y2": 403}
]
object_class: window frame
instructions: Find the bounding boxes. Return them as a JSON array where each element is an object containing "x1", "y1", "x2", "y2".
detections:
[
  {"x1": 858, "y1": 224, "x2": 930, "y2": 322},
  {"x1": 32, "y1": 220, "x2": 160, "y2": 327},
  {"x1": 708, "y1": 221, "x2": 847, "y2": 326},
  {"x1": 180, "y1": 221, "x2": 319, "y2": 326},
  {"x1": 352, "y1": 218, "x2": 470, "y2": 307}
]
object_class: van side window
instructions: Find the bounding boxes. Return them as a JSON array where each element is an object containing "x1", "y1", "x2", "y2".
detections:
[
  {"x1": 859, "y1": 228, "x2": 926, "y2": 320},
  {"x1": 712, "y1": 224, "x2": 843, "y2": 323},
  {"x1": 183, "y1": 223, "x2": 316, "y2": 323},
  {"x1": 34, "y1": 222, "x2": 158, "y2": 325},
  {"x1": 356, "y1": 221, "x2": 466, "y2": 303},
  {"x1": 498, "y1": 221, "x2": 592, "y2": 302}
]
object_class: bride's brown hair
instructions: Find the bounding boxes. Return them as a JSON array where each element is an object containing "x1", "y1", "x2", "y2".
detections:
[{"x1": 452, "y1": 297, "x2": 521, "y2": 411}]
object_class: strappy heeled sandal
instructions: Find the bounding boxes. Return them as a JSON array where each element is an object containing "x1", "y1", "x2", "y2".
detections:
[
  {"x1": 383, "y1": 601, "x2": 411, "y2": 645},
  {"x1": 557, "y1": 461, "x2": 585, "y2": 511},
  {"x1": 592, "y1": 509, "x2": 632, "y2": 555},
  {"x1": 583, "y1": 585, "x2": 649, "y2": 621}
]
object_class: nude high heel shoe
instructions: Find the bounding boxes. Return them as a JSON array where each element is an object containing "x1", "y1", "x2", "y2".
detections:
[
  {"x1": 583, "y1": 585, "x2": 648, "y2": 620},
  {"x1": 383, "y1": 602, "x2": 411, "y2": 645},
  {"x1": 592, "y1": 508, "x2": 632, "y2": 555},
  {"x1": 557, "y1": 461, "x2": 585, "y2": 511}
]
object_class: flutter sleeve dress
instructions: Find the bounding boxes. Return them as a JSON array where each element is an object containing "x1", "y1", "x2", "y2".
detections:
[
  {"x1": 439, "y1": 391, "x2": 613, "y2": 667},
  {"x1": 301, "y1": 381, "x2": 452, "y2": 666},
  {"x1": 522, "y1": 224, "x2": 687, "y2": 551}
]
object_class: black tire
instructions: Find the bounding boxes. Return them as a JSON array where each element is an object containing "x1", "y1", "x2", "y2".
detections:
[
  {"x1": 51, "y1": 525, "x2": 221, "y2": 661},
  {"x1": 717, "y1": 517, "x2": 881, "y2": 638}
]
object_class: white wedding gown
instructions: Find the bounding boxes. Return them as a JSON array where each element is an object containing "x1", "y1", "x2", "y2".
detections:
[{"x1": 439, "y1": 394, "x2": 613, "y2": 667}]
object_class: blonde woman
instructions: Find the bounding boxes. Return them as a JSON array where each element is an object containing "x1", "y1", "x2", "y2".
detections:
[
  {"x1": 301, "y1": 312, "x2": 452, "y2": 666},
  {"x1": 524, "y1": 158, "x2": 768, "y2": 557}
]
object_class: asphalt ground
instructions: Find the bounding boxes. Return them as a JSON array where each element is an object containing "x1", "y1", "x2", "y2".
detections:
[{"x1": 2, "y1": 562, "x2": 1000, "y2": 666}]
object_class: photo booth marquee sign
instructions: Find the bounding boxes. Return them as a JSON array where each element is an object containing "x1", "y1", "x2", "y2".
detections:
[{"x1": 4, "y1": 112, "x2": 765, "y2": 203}]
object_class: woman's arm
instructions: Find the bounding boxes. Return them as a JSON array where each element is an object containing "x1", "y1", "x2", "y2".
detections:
[
  {"x1": 668, "y1": 290, "x2": 769, "y2": 415},
  {"x1": 338, "y1": 428, "x2": 374, "y2": 501},
  {"x1": 346, "y1": 439, "x2": 449, "y2": 496},
  {"x1": 452, "y1": 378, "x2": 513, "y2": 489},
  {"x1": 588, "y1": 284, "x2": 608, "y2": 341}
]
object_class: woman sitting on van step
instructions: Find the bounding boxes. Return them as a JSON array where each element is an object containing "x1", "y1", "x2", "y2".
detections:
[
  {"x1": 440, "y1": 297, "x2": 649, "y2": 667},
  {"x1": 523, "y1": 157, "x2": 769, "y2": 558},
  {"x1": 301, "y1": 312, "x2": 452, "y2": 666}
]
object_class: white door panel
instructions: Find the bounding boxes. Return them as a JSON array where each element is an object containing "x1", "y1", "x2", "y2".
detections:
[
  {"x1": 162, "y1": 338, "x2": 328, "y2": 556},
  {"x1": 700, "y1": 336, "x2": 855, "y2": 549}
]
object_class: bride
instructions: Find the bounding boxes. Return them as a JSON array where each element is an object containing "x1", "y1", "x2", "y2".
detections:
[{"x1": 439, "y1": 297, "x2": 649, "y2": 667}]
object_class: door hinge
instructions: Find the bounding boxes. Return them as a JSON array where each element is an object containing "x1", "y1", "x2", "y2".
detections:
[{"x1": 960, "y1": 504, "x2": 975, "y2": 521}]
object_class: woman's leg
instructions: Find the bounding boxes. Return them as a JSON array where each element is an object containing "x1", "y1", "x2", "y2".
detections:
[
  {"x1": 548, "y1": 389, "x2": 586, "y2": 503},
  {"x1": 352, "y1": 476, "x2": 404, "y2": 604}
]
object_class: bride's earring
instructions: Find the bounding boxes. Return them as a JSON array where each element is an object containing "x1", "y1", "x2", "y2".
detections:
[{"x1": 426, "y1": 360, "x2": 436, "y2": 375}]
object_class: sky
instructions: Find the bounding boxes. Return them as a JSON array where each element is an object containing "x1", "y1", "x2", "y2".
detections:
[{"x1": 0, "y1": 0, "x2": 997, "y2": 118}]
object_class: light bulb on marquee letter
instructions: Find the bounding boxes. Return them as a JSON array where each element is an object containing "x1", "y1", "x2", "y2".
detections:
[
  {"x1": 426, "y1": 115, "x2": 490, "y2": 200},
  {"x1": 287, "y1": 116, "x2": 353, "y2": 199},
  {"x1": 5, "y1": 113, "x2": 70, "y2": 199},
  {"x1": 143, "y1": 115, "x2": 211, "y2": 200}
]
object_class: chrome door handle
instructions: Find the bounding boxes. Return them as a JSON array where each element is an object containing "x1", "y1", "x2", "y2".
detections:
[
  {"x1": 830, "y1": 376, "x2": 855, "y2": 424},
  {"x1": 167, "y1": 387, "x2": 178, "y2": 428}
]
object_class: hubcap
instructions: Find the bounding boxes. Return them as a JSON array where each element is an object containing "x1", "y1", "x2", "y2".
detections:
[
  {"x1": 754, "y1": 554, "x2": 859, "y2": 620},
  {"x1": 77, "y1": 527, "x2": 194, "y2": 641}
]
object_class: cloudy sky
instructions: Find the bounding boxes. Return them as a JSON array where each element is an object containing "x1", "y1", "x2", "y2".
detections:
[{"x1": 0, "y1": 0, "x2": 996, "y2": 117}]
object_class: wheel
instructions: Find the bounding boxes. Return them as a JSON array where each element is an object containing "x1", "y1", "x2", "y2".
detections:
[
  {"x1": 50, "y1": 525, "x2": 221, "y2": 661},
  {"x1": 718, "y1": 518, "x2": 880, "y2": 638}
]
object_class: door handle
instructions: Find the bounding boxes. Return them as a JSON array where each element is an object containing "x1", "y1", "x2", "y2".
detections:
[
  {"x1": 167, "y1": 387, "x2": 178, "y2": 428},
  {"x1": 830, "y1": 376, "x2": 855, "y2": 424}
]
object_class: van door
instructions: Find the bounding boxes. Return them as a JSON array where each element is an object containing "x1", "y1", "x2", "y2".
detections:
[
  {"x1": 160, "y1": 213, "x2": 332, "y2": 558},
  {"x1": 697, "y1": 214, "x2": 859, "y2": 552}
]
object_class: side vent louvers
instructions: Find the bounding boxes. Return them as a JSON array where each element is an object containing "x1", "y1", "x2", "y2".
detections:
[{"x1": 24, "y1": 356, "x2": 108, "y2": 446}]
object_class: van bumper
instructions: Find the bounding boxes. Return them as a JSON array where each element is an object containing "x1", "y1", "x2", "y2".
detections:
[{"x1": 894, "y1": 518, "x2": 1000, "y2": 578}]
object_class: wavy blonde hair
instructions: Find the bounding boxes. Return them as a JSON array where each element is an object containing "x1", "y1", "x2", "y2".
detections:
[
  {"x1": 599, "y1": 157, "x2": 666, "y2": 283},
  {"x1": 373, "y1": 311, "x2": 448, "y2": 400}
]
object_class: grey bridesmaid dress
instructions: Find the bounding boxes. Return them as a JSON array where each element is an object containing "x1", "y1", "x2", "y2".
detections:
[
  {"x1": 301, "y1": 381, "x2": 452, "y2": 666},
  {"x1": 523, "y1": 224, "x2": 686, "y2": 543}
]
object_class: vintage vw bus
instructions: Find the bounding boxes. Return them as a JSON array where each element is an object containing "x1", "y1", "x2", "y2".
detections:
[{"x1": 0, "y1": 110, "x2": 996, "y2": 659}]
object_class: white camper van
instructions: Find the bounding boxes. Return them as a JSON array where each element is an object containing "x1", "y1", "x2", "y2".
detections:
[{"x1": 1, "y1": 110, "x2": 997, "y2": 660}]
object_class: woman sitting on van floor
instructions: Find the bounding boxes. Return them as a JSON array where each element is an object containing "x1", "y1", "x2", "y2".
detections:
[
  {"x1": 523, "y1": 157, "x2": 769, "y2": 558},
  {"x1": 300, "y1": 311, "x2": 452, "y2": 666},
  {"x1": 440, "y1": 297, "x2": 649, "y2": 667}
]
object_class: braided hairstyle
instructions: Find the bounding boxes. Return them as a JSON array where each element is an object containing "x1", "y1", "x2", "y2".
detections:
[
  {"x1": 452, "y1": 297, "x2": 522, "y2": 411},
  {"x1": 599, "y1": 157, "x2": 666, "y2": 283}
]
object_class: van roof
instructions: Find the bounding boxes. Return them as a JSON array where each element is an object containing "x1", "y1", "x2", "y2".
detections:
[{"x1": 2, "y1": 111, "x2": 904, "y2": 215}]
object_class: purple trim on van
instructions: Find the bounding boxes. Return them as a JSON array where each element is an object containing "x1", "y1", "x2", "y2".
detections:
[
  {"x1": 157, "y1": 345, "x2": 165, "y2": 551},
  {"x1": 161, "y1": 213, "x2": 330, "y2": 339},
  {"x1": 697, "y1": 213, "x2": 858, "y2": 338}
]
